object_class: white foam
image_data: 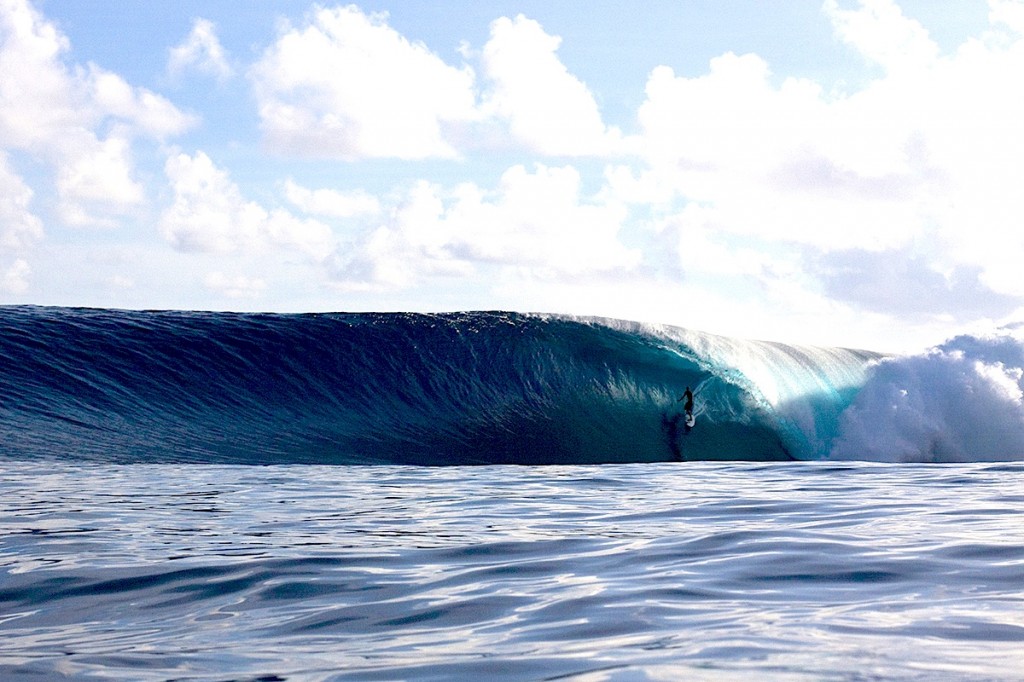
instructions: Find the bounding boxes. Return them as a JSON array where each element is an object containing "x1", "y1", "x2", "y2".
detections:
[{"x1": 830, "y1": 334, "x2": 1024, "y2": 462}]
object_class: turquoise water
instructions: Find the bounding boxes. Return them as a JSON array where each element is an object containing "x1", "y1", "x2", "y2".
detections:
[{"x1": 2, "y1": 461, "x2": 1022, "y2": 680}]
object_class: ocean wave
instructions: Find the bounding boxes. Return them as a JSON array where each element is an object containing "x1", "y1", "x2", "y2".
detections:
[{"x1": 1, "y1": 306, "x2": 1021, "y2": 463}]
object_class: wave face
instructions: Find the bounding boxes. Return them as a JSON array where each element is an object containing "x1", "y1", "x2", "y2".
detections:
[{"x1": 4, "y1": 305, "x2": 1018, "y2": 465}]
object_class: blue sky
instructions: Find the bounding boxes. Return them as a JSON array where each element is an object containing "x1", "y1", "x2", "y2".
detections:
[{"x1": 2, "y1": 0, "x2": 1023, "y2": 351}]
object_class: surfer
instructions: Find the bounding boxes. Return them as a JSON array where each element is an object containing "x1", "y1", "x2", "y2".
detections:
[
  {"x1": 678, "y1": 387, "x2": 695, "y2": 434},
  {"x1": 679, "y1": 387, "x2": 694, "y2": 418}
]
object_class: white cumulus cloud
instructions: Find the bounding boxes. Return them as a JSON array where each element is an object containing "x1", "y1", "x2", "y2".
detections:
[
  {"x1": 55, "y1": 135, "x2": 144, "y2": 227},
  {"x1": 479, "y1": 15, "x2": 623, "y2": 156},
  {"x1": 249, "y1": 6, "x2": 624, "y2": 160},
  {"x1": 250, "y1": 5, "x2": 477, "y2": 160},
  {"x1": 824, "y1": 0, "x2": 940, "y2": 73},
  {"x1": 161, "y1": 150, "x2": 335, "y2": 262},
  {"x1": 0, "y1": 0, "x2": 194, "y2": 227},
  {"x1": 621, "y1": 0, "x2": 1024, "y2": 333}
]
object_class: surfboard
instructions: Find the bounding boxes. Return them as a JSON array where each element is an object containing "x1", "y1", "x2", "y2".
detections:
[{"x1": 685, "y1": 413, "x2": 696, "y2": 429}]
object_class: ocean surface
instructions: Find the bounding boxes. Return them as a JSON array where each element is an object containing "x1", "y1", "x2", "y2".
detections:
[{"x1": 2, "y1": 307, "x2": 1024, "y2": 679}]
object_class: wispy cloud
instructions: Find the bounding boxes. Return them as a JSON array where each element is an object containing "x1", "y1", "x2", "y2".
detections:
[{"x1": 168, "y1": 18, "x2": 233, "y2": 82}]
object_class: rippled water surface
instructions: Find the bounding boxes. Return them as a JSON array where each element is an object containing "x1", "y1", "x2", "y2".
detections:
[{"x1": 2, "y1": 461, "x2": 1023, "y2": 680}]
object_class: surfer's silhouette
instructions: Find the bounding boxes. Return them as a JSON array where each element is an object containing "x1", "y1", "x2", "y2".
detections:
[
  {"x1": 679, "y1": 387, "x2": 694, "y2": 417},
  {"x1": 678, "y1": 387, "x2": 695, "y2": 435}
]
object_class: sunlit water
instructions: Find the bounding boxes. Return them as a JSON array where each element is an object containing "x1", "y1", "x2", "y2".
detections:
[{"x1": 2, "y1": 461, "x2": 1023, "y2": 681}]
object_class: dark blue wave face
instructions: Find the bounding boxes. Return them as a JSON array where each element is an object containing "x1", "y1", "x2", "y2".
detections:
[{"x1": 0, "y1": 307, "x2": 832, "y2": 465}]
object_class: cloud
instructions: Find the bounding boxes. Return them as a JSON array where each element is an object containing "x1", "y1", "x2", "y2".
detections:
[
  {"x1": 443, "y1": 164, "x2": 639, "y2": 273},
  {"x1": 249, "y1": 7, "x2": 624, "y2": 160},
  {"x1": 0, "y1": 0, "x2": 194, "y2": 226},
  {"x1": 330, "y1": 180, "x2": 475, "y2": 290},
  {"x1": 991, "y1": 0, "x2": 1024, "y2": 34},
  {"x1": 637, "y1": 53, "x2": 824, "y2": 172},
  {"x1": 168, "y1": 18, "x2": 233, "y2": 81},
  {"x1": 632, "y1": 54, "x2": 925, "y2": 254},
  {"x1": 622, "y1": 0, "x2": 1024, "y2": 329},
  {"x1": 0, "y1": 153, "x2": 43, "y2": 250},
  {"x1": 2, "y1": 258, "x2": 30, "y2": 293},
  {"x1": 818, "y1": 0, "x2": 1024, "y2": 300},
  {"x1": 161, "y1": 150, "x2": 335, "y2": 261},
  {"x1": 0, "y1": 0, "x2": 75, "y2": 150},
  {"x1": 87, "y1": 65, "x2": 194, "y2": 139},
  {"x1": 817, "y1": 248, "x2": 1022, "y2": 320},
  {"x1": 332, "y1": 163, "x2": 639, "y2": 289},
  {"x1": 283, "y1": 179, "x2": 380, "y2": 218},
  {"x1": 55, "y1": 135, "x2": 144, "y2": 226},
  {"x1": 250, "y1": 5, "x2": 477, "y2": 159},
  {"x1": 823, "y1": 0, "x2": 939, "y2": 73},
  {"x1": 479, "y1": 15, "x2": 623, "y2": 155},
  {"x1": 161, "y1": 151, "x2": 262, "y2": 253}
]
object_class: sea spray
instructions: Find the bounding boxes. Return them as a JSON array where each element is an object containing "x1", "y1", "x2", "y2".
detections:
[{"x1": 830, "y1": 334, "x2": 1024, "y2": 462}]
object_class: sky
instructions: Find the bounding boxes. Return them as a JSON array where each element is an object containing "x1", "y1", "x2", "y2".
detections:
[{"x1": 2, "y1": 0, "x2": 1023, "y2": 351}]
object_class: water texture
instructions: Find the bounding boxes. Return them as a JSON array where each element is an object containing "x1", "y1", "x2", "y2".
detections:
[{"x1": 2, "y1": 462, "x2": 1022, "y2": 680}]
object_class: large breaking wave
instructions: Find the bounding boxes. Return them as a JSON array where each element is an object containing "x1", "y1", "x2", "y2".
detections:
[{"x1": 1, "y1": 306, "x2": 1022, "y2": 464}]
